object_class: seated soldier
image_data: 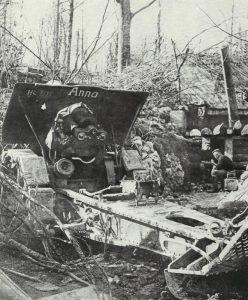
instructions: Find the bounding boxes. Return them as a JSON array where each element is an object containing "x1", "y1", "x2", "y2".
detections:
[{"x1": 211, "y1": 149, "x2": 235, "y2": 192}]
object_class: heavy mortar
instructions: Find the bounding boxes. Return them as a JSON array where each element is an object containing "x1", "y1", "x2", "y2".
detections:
[{"x1": 1, "y1": 82, "x2": 248, "y2": 299}]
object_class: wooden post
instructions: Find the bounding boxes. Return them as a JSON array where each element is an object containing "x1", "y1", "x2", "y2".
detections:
[
  {"x1": 221, "y1": 45, "x2": 239, "y2": 160},
  {"x1": 225, "y1": 138, "x2": 233, "y2": 160},
  {"x1": 117, "y1": 0, "x2": 132, "y2": 74},
  {"x1": 220, "y1": 45, "x2": 239, "y2": 128},
  {"x1": 66, "y1": 0, "x2": 74, "y2": 71},
  {"x1": 0, "y1": 270, "x2": 31, "y2": 300}
]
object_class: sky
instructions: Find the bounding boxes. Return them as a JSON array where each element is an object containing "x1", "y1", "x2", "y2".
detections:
[{"x1": 9, "y1": 0, "x2": 248, "y2": 70}]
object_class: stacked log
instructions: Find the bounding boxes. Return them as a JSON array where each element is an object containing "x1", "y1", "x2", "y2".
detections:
[
  {"x1": 213, "y1": 123, "x2": 228, "y2": 135},
  {"x1": 201, "y1": 128, "x2": 213, "y2": 136},
  {"x1": 241, "y1": 124, "x2": 248, "y2": 136}
]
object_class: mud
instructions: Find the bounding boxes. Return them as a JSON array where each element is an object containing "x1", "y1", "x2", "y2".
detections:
[
  {"x1": 0, "y1": 245, "x2": 169, "y2": 300},
  {"x1": 2, "y1": 240, "x2": 248, "y2": 300}
]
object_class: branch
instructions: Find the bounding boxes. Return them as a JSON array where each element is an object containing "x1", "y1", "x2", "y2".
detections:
[
  {"x1": 61, "y1": 0, "x2": 87, "y2": 13},
  {"x1": 1, "y1": 267, "x2": 41, "y2": 282},
  {"x1": 199, "y1": 7, "x2": 248, "y2": 43},
  {"x1": 86, "y1": 31, "x2": 117, "y2": 60},
  {"x1": 65, "y1": 0, "x2": 110, "y2": 83},
  {"x1": 0, "y1": 25, "x2": 58, "y2": 77},
  {"x1": 178, "y1": 49, "x2": 189, "y2": 74},
  {"x1": 198, "y1": 29, "x2": 248, "y2": 54},
  {"x1": 171, "y1": 40, "x2": 189, "y2": 77},
  {"x1": 182, "y1": 17, "x2": 238, "y2": 52},
  {"x1": 81, "y1": 0, "x2": 110, "y2": 60},
  {"x1": 132, "y1": 0, "x2": 157, "y2": 19}
]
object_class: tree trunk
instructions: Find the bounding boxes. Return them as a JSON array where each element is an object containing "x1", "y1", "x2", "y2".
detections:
[
  {"x1": 81, "y1": 12, "x2": 85, "y2": 60},
  {"x1": 220, "y1": 45, "x2": 239, "y2": 127},
  {"x1": 2, "y1": 3, "x2": 7, "y2": 66},
  {"x1": 116, "y1": 0, "x2": 157, "y2": 74},
  {"x1": 67, "y1": 0, "x2": 74, "y2": 71},
  {"x1": 54, "y1": 0, "x2": 60, "y2": 65},
  {"x1": 117, "y1": 0, "x2": 132, "y2": 74},
  {"x1": 0, "y1": 4, "x2": 8, "y2": 88},
  {"x1": 155, "y1": 0, "x2": 161, "y2": 57},
  {"x1": 75, "y1": 30, "x2": 80, "y2": 69}
]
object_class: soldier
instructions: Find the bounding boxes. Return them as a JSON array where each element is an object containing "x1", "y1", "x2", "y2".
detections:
[{"x1": 211, "y1": 149, "x2": 235, "y2": 192}]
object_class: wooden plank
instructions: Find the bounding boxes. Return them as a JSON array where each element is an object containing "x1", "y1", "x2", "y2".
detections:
[
  {"x1": 233, "y1": 154, "x2": 248, "y2": 162},
  {"x1": 233, "y1": 139, "x2": 248, "y2": 147},
  {"x1": 19, "y1": 155, "x2": 49, "y2": 186},
  {"x1": 0, "y1": 269, "x2": 31, "y2": 300},
  {"x1": 233, "y1": 147, "x2": 248, "y2": 155},
  {"x1": 225, "y1": 138, "x2": 233, "y2": 159},
  {"x1": 220, "y1": 45, "x2": 239, "y2": 127},
  {"x1": 6, "y1": 149, "x2": 49, "y2": 186},
  {"x1": 207, "y1": 109, "x2": 248, "y2": 116},
  {"x1": 38, "y1": 286, "x2": 109, "y2": 300},
  {"x1": 233, "y1": 162, "x2": 248, "y2": 169}
]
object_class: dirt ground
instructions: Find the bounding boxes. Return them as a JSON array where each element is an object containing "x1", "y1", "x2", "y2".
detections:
[{"x1": 0, "y1": 244, "x2": 169, "y2": 300}]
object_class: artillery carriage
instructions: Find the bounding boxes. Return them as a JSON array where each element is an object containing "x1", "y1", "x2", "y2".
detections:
[{"x1": 1, "y1": 83, "x2": 248, "y2": 299}]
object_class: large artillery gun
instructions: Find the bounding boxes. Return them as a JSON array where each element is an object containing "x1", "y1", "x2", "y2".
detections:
[{"x1": 1, "y1": 83, "x2": 248, "y2": 299}]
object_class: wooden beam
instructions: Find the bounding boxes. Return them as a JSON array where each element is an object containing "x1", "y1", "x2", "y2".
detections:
[
  {"x1": 225, "y1": 137, "x2": 233, "y2": 159},
  {"x1": 0, "y1": 270, "x2": 31, "y2": 300},
  {"x1": 220, "y1": 45, "x2": 239, "y2": 127}
]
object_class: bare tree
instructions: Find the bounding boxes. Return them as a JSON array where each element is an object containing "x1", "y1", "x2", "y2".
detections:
[
  {"x1": 65, "y1": 0, "x2": 110, "y2": 83},
  {"x1": 66, "y1": 0, "x2": 74, "y2": 71},
  {"x1": 230, "y1": 0, "x2": 235, "y2": 47},
  {"x1": 172, "y1": 39, "x2": 189, "y2": 104},
  {"x1": 75, "y1": 30, "x2": 80, "y2": 69},
  {"x1": 116, "y1": 0, "x2": 157, "y2": 74},
  {"x1": 154, "y1": 0, "x2": 162, "y2": 58},
  {"x1": 54, "y1": 0, "x2": 60, "y2": 66},
  {"x1": 81, "y1": 11, "x2": 85, "y2": 62}
]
